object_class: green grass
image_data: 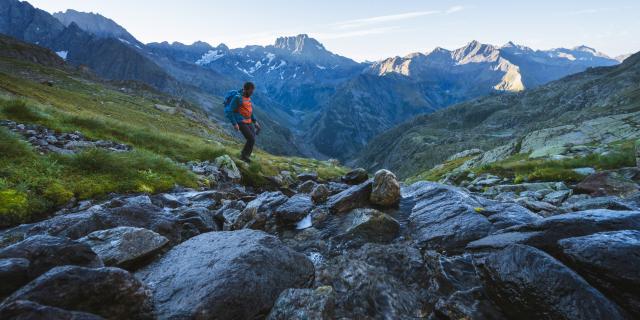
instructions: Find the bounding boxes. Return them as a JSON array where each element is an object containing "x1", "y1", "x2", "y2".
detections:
[
  {"x1": 477, "y1": 140, "x2": 636, "y2": 183},
  {"x1": 0, "y1": 57, "x2": 347, "y2": 227},
  {"x1": 406, "y1": 155, "x2": 476, "y2": 184}
]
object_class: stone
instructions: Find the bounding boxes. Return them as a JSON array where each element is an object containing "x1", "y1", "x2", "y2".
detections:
[
  {"x1": 543, "y1": 190, "x2": 572, "y2": 206},
  {"x1": 326, "y1": 182, "x2": 349, "y2": 195},
  {"x1": 267, "y1": 286, "x2": 335, "y2": 320},
  {"x1": 573, "y1": 167, "x2": 597, "y2": 176},
  {"x1": 0, "y1": 235, "x2": 103, "y2": 280},
  {"x1": 341, "y1": 168, "x2": 368, "y2": 185},
  {"x1": 297, "y1": 172, "x2": 319, "y2": 182},
  {"x1": 407, "y1": 182, "x2": 493, "y2": 252},
  {"x1": 136, "y1": 230, "x2": 314, "y2": 320},
  {"x1": 79, "y1": 227, "x2": 168, "y2": 269},
  {"x1": 0, "y1": 258, "x2": 30, "y2": 299},
  {"x1": 489, "y1": 182, "x2": 562, "y2": 194},
  {"x1": 4, "y1": 266, "x2": 153, "y2": 320},
  {"x1": 275, "y1": 194, "x2": 314, "y2": 224},
  {"x1": 298, "y1": 180, "x2": 318, "y2": 193},
  {"x1": 214, "y1": 200, "x2": 247, "y2": 231},
  {"x1": 0, "y1": 300, "x2": 104, "y2": 320},
  {"x1": 575, "y1": 171, "x2": 639, "y2": 197},
  {"x1": 214, "y1": 155, "x2": 241, "y2": 181},
  {"x1": 467, "y1": 209, "x2": 640, "y2": 252},
  {"x1": 232, "y1": 192, "x2": 288, "y2": 230},
  {"x1": 175, "y1": 206, "x2": 219, "y2": 235},
  {"x1": 342, "y1": 209, "x2": 400, "y2": 243},
  {"x1": 476, "y1": 244, "x2": 626, "y2": 320},
  {"x1": 564, "y1": 196, "x2": 636, "y2": 211},
  {"x1": 515, "y1": 198, "x2": 559, "y2": 214},
  {"x1": 558, "y1": 230, "x2": 640, "y2": 317},
  {"x1": 310, "y1": 184, "x2": 330, "y2": 204},
  {"x1": 326, "y1": 180, "x2": 372, "y2": 214},
  {"x1": 369, "y1": 169, "x2": 401, "y2": 207}
]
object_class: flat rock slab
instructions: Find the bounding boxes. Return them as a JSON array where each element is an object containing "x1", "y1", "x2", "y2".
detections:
[
  {"x1": 136, "y1": 230, "x2": 314, "y2": 320},
  {"x1": 79, "y1": 227, "x2": 168, "y2": 269},
  {"x1": 3, "y1": 266, "x2": 153, "y2": 320},
  {"x1": 476, "y1": 244, "x2": 626, "y2": 320},
  {"x1": 558, "y1": 230, "x2": 640, "y2": 317},
  {"x1": 326, "y1": 180, "x2": 372, "y2": 214}
]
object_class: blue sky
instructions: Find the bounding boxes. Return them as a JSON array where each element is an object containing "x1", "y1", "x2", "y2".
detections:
[{"x1": 29, "y1": 0, "x2": 640, "y2": 61}]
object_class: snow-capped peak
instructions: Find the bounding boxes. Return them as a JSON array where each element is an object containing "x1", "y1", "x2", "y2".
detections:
[{"x1": 195, "y1": 50, "x2": 225, "y2": 65}]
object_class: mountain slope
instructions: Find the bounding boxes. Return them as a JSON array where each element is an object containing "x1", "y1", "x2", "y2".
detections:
[
  {"x1": 53, "y1": 9, "x2": 140, "y2": 45},
  {"x1": 357, "y1": 51, "x2": 640, "y2": 178},
  {"x1": 308, "y1": 40, "x2": 619, "y2": 160}
]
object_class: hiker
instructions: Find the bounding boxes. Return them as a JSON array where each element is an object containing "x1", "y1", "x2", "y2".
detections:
[{"x1": 224, "y1": 82, "x2": 261, "y2": 163}]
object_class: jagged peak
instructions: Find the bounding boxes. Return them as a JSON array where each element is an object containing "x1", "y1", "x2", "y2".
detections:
[{"x1": 274, "y1": 34, "x2": 326, "y2": 54}]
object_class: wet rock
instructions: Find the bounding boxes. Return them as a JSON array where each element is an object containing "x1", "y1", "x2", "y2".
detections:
[
  {"x1": 214, "y1": 200, "x2": 247, "y2": 230},
  {"x1": 558, "y1": 230, "x2": 640, "y2": 317},
  {"x1": 232, "y1": 192, "x2": 288, "y2": 230},
  {"x1": 136, "y1": 230, "x2": 314, "y2": 320},
  {"x1": 370, "y1": 169, "x2": 401, "y2": 207},
  {"x1": 317, "y1": 243, "x2": 430, "y2": 319},
  {"x1": 474, "y1": 198, "x2": 542, "y2": 230},
  {"x1": 407, "y1": 182, "x2": 493, "y2": 252},
  {"x1": 342, "y1": 209, "x2": 400, "y2": 244},
  {"x1": 564, "y1": 196, "x2": 636, "y2": 211},
  {"x1": 543, "y1": 189, "x2": 572, "y2": 206},
  {"x1": 0, "y1": 258, "x2": 30, "y2": 299},
  {"x1": 78, "y1": 227, "x2": 168, "y2": 269},
  {"x1": 175, "y1": 206, "x2": 219, "y2": 234},
  {"x1": 0, "y1": 300, "x2": 104, "y2": 320},
  {"x1": 467, "y1": 209, "x2": 640, "y2": 252},
  {"x1": 575, "y1": 171, "x2": 638, "y2": 197},
  {"x1": 297, "y1": 172, "x2": 319, "y2": 182},
  {"x1": 150, "y1": 193, "x2": 185, "y2": 209},
  {"x1": 310, "y1": 184, "x2": 330, "y2": 204},
  {"x1": 476, "y1": 244, "x2": 626, "y2": 320},
  {"x1": 0, "y1": 235, "x2": 103, "y2": 279},
  {"x1": 326, "y1": 180, "x2": 372, "y2": 214},
  {"x1": 214, "y1": 154, "x2": 241, "y2": 181},
  {"x1": 4, "y1": 266, "x2": 153, "y2": 320},
  {"x1": 267, "y1": 286, "x2": 335, "y2": 320},
  {"x1": 298, "y1": 180, "x2": 318, "y2": 193},
  {"x1": 515, "y1": 198, "x2": 559, "y2": 215},
  {"x1": 341, "y1": 168, "x2": 368, "y2": 185},
  {"x1": 326, "y1": 182, "x2": 349, "y2": 195},
  {"x1": 275, "y1": 194, "x2": 314, "y2": 224}
]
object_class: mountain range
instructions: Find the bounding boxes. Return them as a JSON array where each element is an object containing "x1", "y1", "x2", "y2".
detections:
[{"x1": 0, "y1": 0, "x2": 625, "y2": 164}]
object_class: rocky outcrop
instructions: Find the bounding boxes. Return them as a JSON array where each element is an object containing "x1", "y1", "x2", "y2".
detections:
[
  {"x1": 575, "y1": 171, "x2": 639, "y2": 196},
  {"x1": 275, "y1": 194, "x2": 314, "y2": 224},
  {"x1": 370, "y1": 169, "x2": 401, "y2": 207},
  {"x1": 476, "y1": 244, "x2": 626, "y2": 320},
  {"x1": 136, "y1": 230, "x2": 314, "y2": 319},
  {"x1": 0, "y1": 300, "x2": 104, "y2": 320},
  {"x1": 78, "y1": 227, "x2": 168, "y2": 269},
  {"x1": 0, "y1": 258, "x2": 30, "y2": 300},
  {"x1": 326, "y1": 180, "x2": 372, "y2": 214},
  {"x1": 267, "y1": 286, "x2": 335, "y2": 320},
  {"x1": 341, "y1": 209, "x2": 400, "y2": 244},
  {"x1": 3, "y1": 266, "x2": 153, "y2": 320}
]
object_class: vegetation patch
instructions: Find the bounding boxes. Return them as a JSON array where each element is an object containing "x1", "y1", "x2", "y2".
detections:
[{"x1": 406, "y1": 155, "x2": 476, "y2": 184}]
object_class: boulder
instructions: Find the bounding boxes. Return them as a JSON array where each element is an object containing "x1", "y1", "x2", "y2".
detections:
[
  {"x1": 341, "y1": 168, "x2": 368, "y2": 185},
  {"x1": 515, "y1": 198, "x2": 559, "y2": 215},
  {"x1": 214, "y1": 155, "x2": 241, "y2": 181},
  {"x1": 214, "y1": 200, "x2": 247, "y2": 231},
  {"x1": 0, "y1": 300, "x2": 104, "y2": 320},
  {"x1": 232, "y1": 192, "x2": 288, "y2": 230},
  {"x1": 0, "y1": 235, "x2": 103, "y2": 279},
  {"x1": 297, "y1": 172, "x2": 319, "y2": 182},
  {"x1": 476, "y1": 244, "x2": 626, "y2": 320},
  {"x1": 310, "y1": 184, "x2": 330, "y2": 204},
  {"x1": 575, "y1": 171, "x2": 638, "y2": 196},
  {"x1": 275, "y1": 194, "x2": 314, "y2": 224},
  {"x1": 558, "y1": 230, "x2": 640, "y2": 317},
  {"x1": 342, "y1": 209, "x2": 400, "y2": 244},
  {"x1": 0, "y1": 258, "x2": 30, "y2": 300},
  {"x1": 564, "y1": 196, "x2": 636, "y2": 211},
  {"x1": 298, "y1": 180, "x2": 318, "y2": 193},
  {"x1": 78, "y1": 227, "x2": 168, "y2": 269},
  {"x1": 136, "y1": 230, "x2": 314, "y2": 320},
  {"x1": 326, "y1": 180, "x2": 372, "y2": 214},
  {"x1": 407, "y1": 182, "x2": 493, "y2": 252},
  {"x1": 326, "y1": 182, "x2": 350, "y2": 195},
  {"x1": 3, "y1": 266, "x2": 153, "y2": 320},
  {"x1": 467, "y1": 209, "x2": 640, "y2": 252},
  {"x1": 370, "y1": 169, "x2": 401, "y2": 207},
  {"x1": 267, "y1": 286, "x2": 335, "y2": 320},
  {"x1": 175, "y1": 206, "x2": 219, "y2": 235},
  {"x1": 543, "y1": 190, "x2": 572, "y2": 206}
]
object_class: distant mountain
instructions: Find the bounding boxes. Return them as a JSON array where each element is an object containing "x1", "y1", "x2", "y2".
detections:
[
  {"x1": 308, "y1": 40, "x2": 620, "y2": 161},
  {"x1": 616, "y1": 53, "x2": 632, "y2": 62},
  {"x1": 356, "y1": 51, "x2": 640, "y2": 178},
  {"x1": 53, "y1": 9, "x2": 140, "y2": 46}
]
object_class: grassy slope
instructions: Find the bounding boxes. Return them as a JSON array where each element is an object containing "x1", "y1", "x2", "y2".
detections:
[{"x1": 0, "y1": 56, "x2": 346, "y2": 227}]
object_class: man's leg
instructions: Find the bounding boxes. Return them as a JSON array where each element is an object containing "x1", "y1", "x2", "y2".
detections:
[{"x1": 238, "y1": 122, "x2": 255, "y2": 159}]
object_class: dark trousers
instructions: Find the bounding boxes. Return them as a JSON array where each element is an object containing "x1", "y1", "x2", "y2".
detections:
[{"x1": 238, "y1": 122, "x2": 255, "y2": 158}]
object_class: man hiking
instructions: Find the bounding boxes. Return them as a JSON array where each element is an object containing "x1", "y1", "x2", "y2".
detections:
[{"x1": 225, "y1": 82, "x2": 261, "y2": 163}]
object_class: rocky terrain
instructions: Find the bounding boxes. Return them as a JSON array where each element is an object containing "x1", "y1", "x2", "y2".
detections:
[{"x1": 0, "y1": 160, "x2": 638, "y2": 319}]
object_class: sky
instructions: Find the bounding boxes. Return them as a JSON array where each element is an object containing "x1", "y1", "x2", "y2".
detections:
[{"x1": 28, "y1": 0, "x2": 640, "y2": 62}]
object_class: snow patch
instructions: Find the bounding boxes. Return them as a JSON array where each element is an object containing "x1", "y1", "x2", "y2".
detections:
[
  {"x1": 56, "y1": 51, "x2": 68, "y2": 60},
  {"x1": 316, "y1": 64, "x2": 326, "y2": 70},
  {"x1": 118, "y1": 38, "x2": 131, "y2": 45},
  {"x1": 265, "y1": 52, "x2": 276, "y2": 64},
  {"x1": 195, "y1": 50, "x2": 225, "y2": 65},
  {"x1": 556, "y1": 52, "x2": 576, "y2": 61}
]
